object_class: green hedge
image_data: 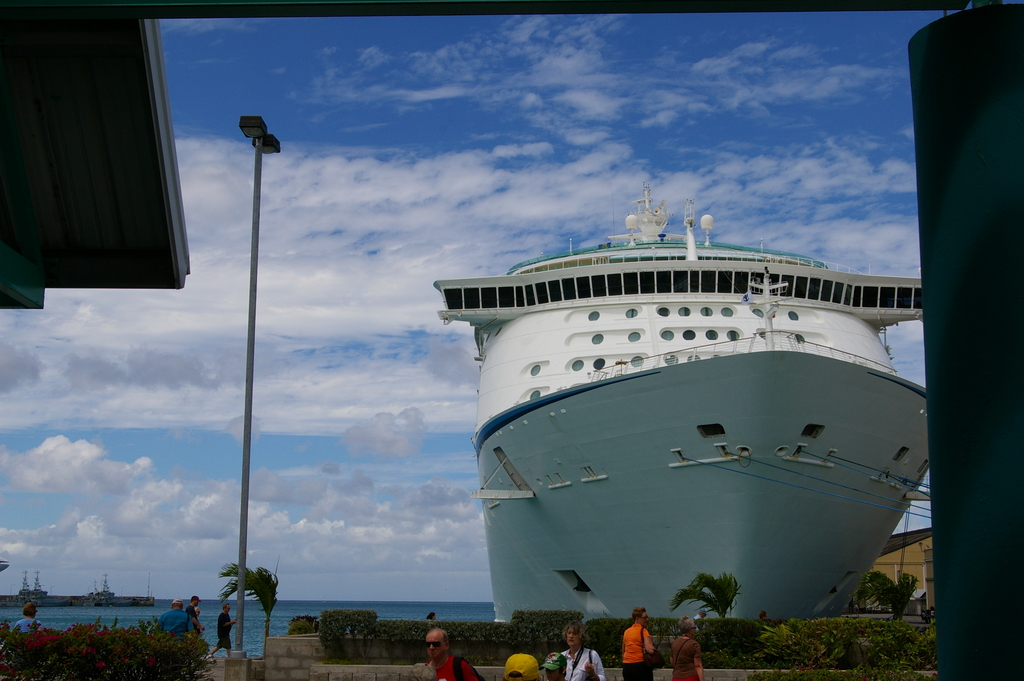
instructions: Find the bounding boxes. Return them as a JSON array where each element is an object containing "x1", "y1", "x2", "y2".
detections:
[
  {"x1": 317, "y1": 611, "x2": 935, "y2": 672},
  {"x1": 319, "y1": 609, "x2": 584, "y2": 655},
  {"x1": 751, "y1": 670, "x2": 930, "y2": 681},
  {"x1": 0, "y1": 621, "x2": 209, "y2": 680}
]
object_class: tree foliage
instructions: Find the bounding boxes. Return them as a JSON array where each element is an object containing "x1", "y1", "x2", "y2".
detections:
[
  {"x1": 218, "y1": 563, "x2": 279, "y2": 641},
  {"x1": 853, "y1": 571, "x2": 918, "y2": 621},
  {"x1": 669, "y1": 572, "x2": 742, "y2": 617}
]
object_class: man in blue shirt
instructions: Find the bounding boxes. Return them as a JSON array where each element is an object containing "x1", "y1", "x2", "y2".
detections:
[{"x1": 157, "y1": 598, "x2": 190, "y2": 638}]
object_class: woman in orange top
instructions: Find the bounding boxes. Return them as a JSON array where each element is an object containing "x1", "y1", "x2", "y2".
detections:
[{"x1": 621, "y1": 606, "x2": 656, "y2": 681}]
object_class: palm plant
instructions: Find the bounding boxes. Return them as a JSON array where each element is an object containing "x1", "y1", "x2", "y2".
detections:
[
  {"x1": 219, "y1": 563, "x2": 279, "y2": 641},
  {"x1": 669, "y1": 572, "x2": 741, "y2": 617},
  {"x1": 853, "y1": 570, "x2": 918, "y2": 621}
]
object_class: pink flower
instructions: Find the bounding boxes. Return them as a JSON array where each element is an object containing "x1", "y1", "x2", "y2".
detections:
[{"x1": 96, "y1": 661, "x2": 107, "y2": 668}]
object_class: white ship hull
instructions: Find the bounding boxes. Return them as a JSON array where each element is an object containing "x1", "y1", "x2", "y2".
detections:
[{"x1": 474, "y1": 351, "x2": 927, "y2": 621}]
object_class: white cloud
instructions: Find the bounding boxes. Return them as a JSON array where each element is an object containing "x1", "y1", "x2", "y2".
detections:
[
  {"x1": 342, "y1": 407, "x2": 425, "y2": 458},
  {"x1": 0, "y1": 436, "x2": 151, "y2": 495},
  {"x1": 225, "y1": 415, "x2": 262, "y2": 444},
  {"x1": 0, "y1": 437, "x2": 487, "y2": 599},
  {"x1": 0, "y1": 342, "x2": 42, "y2": 393}
]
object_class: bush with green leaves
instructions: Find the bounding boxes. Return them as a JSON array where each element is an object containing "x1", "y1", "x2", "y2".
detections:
[
  {"x1": 751, "y1": 669, "x2": 931, "y2": 681},
  {"x1": 757, "y1": 618, "x2": 936, "y2": 671},
  {"x1": 319, "y1": 609, "x2": 583, "y2": 659},
  {"x1": 288, "y1": 615, "x2": 319, "y2": 635},
  {"x1": 508, "y1": 610, "x2": 585, "y2": 645},
  {"x1": 0, "y1": 621, "x2": 209, "y2": 681}
]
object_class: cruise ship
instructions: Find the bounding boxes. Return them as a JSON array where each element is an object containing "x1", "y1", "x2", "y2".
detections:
[{"x1": 434, "y1": 186, "x2": 929, "y2": 622}]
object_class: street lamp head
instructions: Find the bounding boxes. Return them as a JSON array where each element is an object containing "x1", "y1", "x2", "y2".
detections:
[
  {"x1": 239, "y1": 115, "x2": 268, "y2": 138},
  {"x1": 262, "y1": 134, "x2": 282, "y2": 154}
]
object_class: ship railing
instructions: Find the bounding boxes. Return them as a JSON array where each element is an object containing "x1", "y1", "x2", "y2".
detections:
[{"x1": 589, "y1": 331, "x2": 895, "y2": 382}]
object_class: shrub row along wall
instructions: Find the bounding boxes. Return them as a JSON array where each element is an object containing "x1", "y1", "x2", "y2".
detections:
[
  {"x1": 318, "y1": 611, "x2": 936, "y2": 671},
  {"x1": 319, "y1": 610, "x2": 585, "y2": 665}
]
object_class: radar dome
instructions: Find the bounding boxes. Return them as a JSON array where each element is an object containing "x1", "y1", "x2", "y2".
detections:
[
  {"x1": 700, "y1": 214, "x2": 714, "y2": 230},
  {"x1": 625, "y1": 214, "x2": 639, "y2": 230}
]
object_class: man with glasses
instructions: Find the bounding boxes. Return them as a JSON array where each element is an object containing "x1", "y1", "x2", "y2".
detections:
[{"x1": 426, "y1": 628, "x2": 481, "y2": 681}]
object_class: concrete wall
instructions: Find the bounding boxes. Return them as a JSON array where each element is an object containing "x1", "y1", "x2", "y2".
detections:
[
  {"x1": 322, "y1": 637, "x2": 581, "y2": 666},
  {"x1": 308, "y1": 666, "x2": 756, "y2": 681},
  {"x1": 264, "y1": 635, "x2": 326, "y2": 681}
]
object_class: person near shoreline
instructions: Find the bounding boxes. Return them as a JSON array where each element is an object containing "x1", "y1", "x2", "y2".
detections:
[
  {"x1": 426, "y1": 627, "x2": 480, "y2": 681},
  {"x1": 504, "y1": 654, "x2": 539, "y2": 681},
  {"x1": 210, "y1": 602, "x2": 237, "y2": 658},
  {"x1": 669, "y1": 616, "x2": 704, "y2": 681},
  {"x1": 186, "y1": 595, "x2": 205, "y2": 634},
  {"x1": 562, "y1": 621, "x2": 605, "y2": 681},
  {"x1": 427, "y1": 612, "x2": 437, "y2": 620},
  {"x1": 13, "y1": 602, "x2": 41, "y2": 632},
  {"x1": 694, "y1": 609, "x2": 707, "y2": 631},
  {"x1": 157, "y1": 598, "x2": 190, "y2": 638},
  {"x1": 621, "y1": 606, "x2": 657, "y2": 681}
]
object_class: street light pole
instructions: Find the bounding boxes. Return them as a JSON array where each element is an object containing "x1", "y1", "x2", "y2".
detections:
[{"x1": 232, "y1": 116, "x2": 280, "y2": 658}]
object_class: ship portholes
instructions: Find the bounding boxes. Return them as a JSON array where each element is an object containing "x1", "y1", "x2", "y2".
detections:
[
  {"x1": 665, "y1": 355, "x2": 678, "y2": 365},
  {"x1": 727, "y1": 330, "x2": 740, "y2": 341},
  {"x1": 683, "y1": 330, "x2": 696, "y2": 340},
  {"x1": 593, "y1": 358, "x2": 606, "y2": 370},
  {"x1": 775, "y1": 446, "x2": 790, "y2": 457},
  {"x1": 628, "y1": 332, "x2": 641, "y2": 342},
  {"x1": 661, "y1": 330, "x2": 675, "y2": 341},
  {"x1": 794, "y1": 334, "x2": 806, "y2": 343},
  {"x1": 789, "y1": 311, "x2": 800, "y2": 321},
  {"x1": 706, "y1": 330, "x2": 719, "y2": 340},
  {"x1": 752, "y1": 308, "x2": 765, "y2": 318},
  {"x1": 700, "y1": 307, "x2": 713, "y2": 317},
  {"x1": 631, "y1": 356, "x2": 644, "y2": 367},
  {"x1": 572, "y1": 360, "x2": 584, "y2": 371},
  {"x1": 657, "y1": 307, "x2": 670, "y2": 317},
  {"x1": 588, "y1": 311, "x2": 600, "y2": 321},
  {"x1": 679, "y1": 307, "x2": 691, "y2": 317},
  {"x1": 592, "y1": 334, "x2": 604, "y2": 345},
  {"x1": 530, "y1": 390, "x2": 542, "y2": 400},
  {"x1": 530, "y1": 365, "x2": 541, "y2": 376},
  {"x1": 697, "y1": 423, "x2": 725, "y2": 438},
  {"x1": 625, "y1": 308, "x2": 639, "y2": 318},
  {"x1": 802, "y1": 424, "x2": 825, "y2": 438},
  {"x1": 722, "y1": 308, "x2": 734, "y2": 317}
]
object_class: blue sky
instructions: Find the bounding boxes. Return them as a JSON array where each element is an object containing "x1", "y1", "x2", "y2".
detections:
[{"x1": 0, "y1": 9, "x2": 940, "y2": 602}]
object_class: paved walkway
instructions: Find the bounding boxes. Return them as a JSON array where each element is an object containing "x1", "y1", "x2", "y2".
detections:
[{"x1": 202, "y1": 658, "x2": 227, "y2": 680}]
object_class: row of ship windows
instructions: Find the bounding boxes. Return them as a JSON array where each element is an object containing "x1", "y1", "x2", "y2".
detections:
[
  {"x1": 589, "y1": 306, "x2": 801, "y2": 320},
  {"x1": 588, "y1": 329, "x2": 742, "y2": 344},
  {"x1": 443, "y1": 270, "x2": 923, "y2": 310},
  {"x1": 526, "y1": 333, "x2": 807, "y2": 380}
]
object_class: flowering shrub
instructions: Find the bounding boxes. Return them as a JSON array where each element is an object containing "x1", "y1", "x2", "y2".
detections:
[{"x1": 0, "y1": 620, "x2": 209, "y2": 681}]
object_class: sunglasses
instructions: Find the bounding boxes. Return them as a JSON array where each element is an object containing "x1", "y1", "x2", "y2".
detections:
[
  {"x1": 426, "y1": 641, "x2": 445, "y2": 648},
  {"x1": 508, "y1": 673, "x2": 523, "y2": 678}
]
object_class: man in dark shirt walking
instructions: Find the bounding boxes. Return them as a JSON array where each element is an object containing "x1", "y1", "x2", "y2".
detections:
[
  {"x1": 210, "y1": 602, "x2": 237, "y2": 658},
  {"x1": 185, "y1": 595, "x2": 205, "y2": 634}
]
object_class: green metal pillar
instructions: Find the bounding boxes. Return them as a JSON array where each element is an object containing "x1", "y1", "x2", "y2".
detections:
[{"x1": 909, "y1": 4, "x2": 1024, "y2": 676}]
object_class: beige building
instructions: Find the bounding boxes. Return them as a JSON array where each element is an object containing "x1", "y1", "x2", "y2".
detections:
[{"x1": 870, "y1": 527, "x2": 933, "y2": 611}]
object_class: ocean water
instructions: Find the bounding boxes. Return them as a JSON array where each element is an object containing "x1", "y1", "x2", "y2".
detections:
[{"x1": 0, "y1": 600, "x2": 495, "y2": 658}]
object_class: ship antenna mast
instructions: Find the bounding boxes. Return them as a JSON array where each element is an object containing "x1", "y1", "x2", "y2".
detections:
[{"x1": 684, "y1": 199, "x2": 697, "y2": 261}]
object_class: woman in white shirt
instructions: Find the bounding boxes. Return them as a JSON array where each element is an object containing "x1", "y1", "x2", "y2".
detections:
[{"x1": 561, "y1": 621, "x2": 606, "y2": 681}]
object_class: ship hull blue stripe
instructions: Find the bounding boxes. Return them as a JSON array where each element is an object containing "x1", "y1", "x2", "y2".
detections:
[{"x1": 474, "y1": 371, "x2": 661, "y2": 454}]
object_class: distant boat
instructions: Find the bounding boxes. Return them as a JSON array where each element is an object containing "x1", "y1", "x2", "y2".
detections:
[{"x1": 0, "y1": 571, "x2": 153, "y2": 607}]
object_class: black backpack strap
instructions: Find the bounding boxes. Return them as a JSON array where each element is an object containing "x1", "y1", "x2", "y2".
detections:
[{"x1": 452, "y1": 656, "x2": 465, "y2": 681}]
